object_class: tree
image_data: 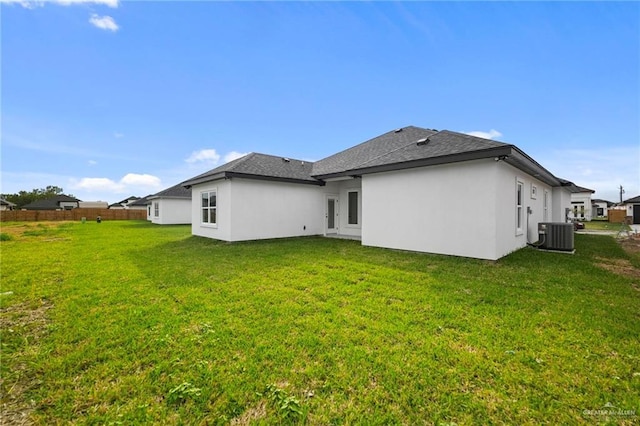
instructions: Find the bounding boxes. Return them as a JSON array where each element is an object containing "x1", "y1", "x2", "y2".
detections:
[{"x1": 1, "y1": 186, "x2": 74, "y2": 209}]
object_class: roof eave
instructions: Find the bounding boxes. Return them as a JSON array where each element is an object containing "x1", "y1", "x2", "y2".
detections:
[{"x1": 312, "y1": 146, "x2": 514, "y2": 180}]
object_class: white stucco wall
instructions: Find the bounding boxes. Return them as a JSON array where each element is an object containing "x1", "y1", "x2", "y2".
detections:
[
  {"x1": 493, "y1": 163, "x2": 554, "y2": 259},
  {"x1": 569, "y1": 192, "x2": 593, "y2": 221},
  {"x1": 191, "y1": 180, "x2": 232, "y2": 241},
  {"x1": 361, "y1": 159, "x2": 556, "y2": 260},
  {"x1": 151, "y1": 198, "x2": 191, "y2": 225},
  {"x1": 191, "y1": 178, "x2": 323, "y2": 242},
  {"x1": 362, "y1": 159, "x2": 501, "y2": 260},
  {"x1": 552, "y1": 187, "x2": 572, "y2": 222},
  {"x1": 229, "y1": 179, "x2": 324, "y2": 241},
  {"x1": 323, "y1": 179, "x2": 363, "y2": 237}
]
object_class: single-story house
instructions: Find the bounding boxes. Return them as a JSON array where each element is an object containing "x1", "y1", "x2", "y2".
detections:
[
  {"x1": 78, "y1": 201, "x2": 109, "y2": 209},
  {"x1": 0, "y1": 198, "x2": 16, "y2": 211},
  {"x1": 620, "y1": 195, "x2": 640, "y2": 224},
  {"x1": 147, "y1": 183, "x2": 192, "y2": 225},
  {"x1": 565, "y1": 183, "x2": 595, "y2": 221},
  {"x1": 182, "y1": 126, "x2": 574, "y2": 261},
  {"x1": 591, "y1": 199, "x2": 612, "y2": 218},
  {"x1": 22, "y1": 195, "x2": 81, "y2": 210},
  {"x1": 127, "y1": 195, "x2": 153, "y2": 219},
  {"x1": 108, "y1": 196, "x2": 141, "y2": 209}
]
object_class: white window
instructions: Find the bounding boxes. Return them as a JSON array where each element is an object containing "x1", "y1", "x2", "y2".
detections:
[
  {"x1": 201, "y1": 190, "x2": 217, "y2": 225},
  {"x1": 543, "y1": 190, "x2": 549, "y2": 221},
  {"x1": 347, "y1": 191, "x2": 359, "y2": 225},
  {"x1": 154, "y1": 202, "x2": 159, "y2": 218},
  {"x1": 516, "y1": 180, "x2": 524, "y2": 235}
]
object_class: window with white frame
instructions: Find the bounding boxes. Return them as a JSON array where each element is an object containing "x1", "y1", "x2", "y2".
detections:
[
  {"x1": 516, "y1": 180, "x2": 524, "y2": 235},
  {"x1": 543, "y1": 190, "x2": 549, "y2": 221},
  {"x1": 154, "y1": 202, "x2": 159, "y2": 218},
  {"x1": 348, "y1": 191, "x2": 359, "y2": 225},
  {"x1": 201, "y1": 190, "x2": 217, "y2": 225}
]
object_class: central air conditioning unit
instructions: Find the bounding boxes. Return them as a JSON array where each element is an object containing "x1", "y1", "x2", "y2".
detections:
[{"x1": 538, "y1": 222, "x2": 574, "y2": 251}]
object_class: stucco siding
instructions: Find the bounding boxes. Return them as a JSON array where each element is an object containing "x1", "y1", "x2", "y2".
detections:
[
  {"x1": 191, "y1": 180, "x2": 232, "y2": 241},
  {"x1": 152, "y1": 198, "x2": 191, "y2": 225},
  {"x1": 494, "y1": 162, "x2": 554, "y2": 259},
  {"x1": 228, "y1": 179, "x2": 324, "y2": 241},
  {"x1": 361, "y1": 160, "x2": 500, "y2": 260}
]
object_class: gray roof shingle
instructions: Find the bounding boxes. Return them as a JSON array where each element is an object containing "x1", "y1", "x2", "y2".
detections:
[
  {"x1": 182, "y1": 153, "x2": 322, "y2": 187},
  {"x1": 149, "y1": 183, "x2": 191, "y2": 199},
  {"x1": 22, "y1": 195, "x2": 81, "y2": 210},
  {"x1": 311, "y1": 127, "x2": 509, "y2": 178}
]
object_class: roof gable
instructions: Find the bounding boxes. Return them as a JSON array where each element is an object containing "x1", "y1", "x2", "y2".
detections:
[
  {"x1": 311, "y1": 127, "x2": 509, "y2": 178},
  {"x1": 149, "y1": 183, "x2": 191, "y2": 199},
  {"x1": 183, "y1": 153, "x2": 322, "y2": 187}
]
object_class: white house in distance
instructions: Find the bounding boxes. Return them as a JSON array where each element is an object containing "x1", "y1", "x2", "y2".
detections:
[
  {"x1": 591, "y1": 199, "x2": 612, "y2": 219},
  {"x1": 182, "y1": 126, "x2": 574, "y2": 261},
  {"x1": 619, "y1": 195, "x2": 640, "y2": 224},
  {"x1": 565, "y1": 183, "x2": 595, "y2": 221},
  {"x1": 148, "y1": 183, "x2": 192, "y2": 225}
]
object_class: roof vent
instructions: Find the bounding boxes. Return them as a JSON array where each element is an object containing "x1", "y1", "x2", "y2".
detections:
[
  {"x1": 394, "y1": 128, "x2": 403, "y2": 133},
  {"x1": 416, "y1": 137, "x2": 430, "y2": 146},
  {"x1": 282, "y1": 157, "x2": 290, "y2": 162}
]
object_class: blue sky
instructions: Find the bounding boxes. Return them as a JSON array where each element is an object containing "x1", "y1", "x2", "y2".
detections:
[{"x1": 2, "y1": 0, "x2": 638, "y2": 204}]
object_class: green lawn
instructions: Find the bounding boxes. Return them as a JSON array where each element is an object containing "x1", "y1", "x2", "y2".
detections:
[
  {"x1": 1, "y1": 221, "x2": 639, "y2": 424},
  {"x1": 584, "y1": 220, "x2": 631, "y2": 232}
]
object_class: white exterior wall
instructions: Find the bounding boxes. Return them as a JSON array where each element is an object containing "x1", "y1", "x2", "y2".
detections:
[
  {"x1": 151, "y1": 198, "x2": 191, "y2": 225},
  {"x1": 323, "y1": 179, "x2": 362, "y2": 237},
  {"x1": 592, "y1": 201, "x2": 608, "y2": 218},
  {"x1": 362, "y1": 159, "x2": 556, "y2": 261},
  {"x1": 362, "y1": 160, "x2": 501, "y2": 260},
  {"x1": 569, "y1": 192, "x2": 593, "y2": 221},
  {"x1": 494, "y1": 163, "x2": 554, "y2": 259},
  {"x1": 229, "y1": 179, "x2": 323, "y2": 241},
  {"x1": 191, "y1": 178, "x2": 323, "y2": 242},
  {"x1": 552, "y1": 187, "x2": 572, "y2": 222},
  {"x1": 191, "y1": 180, "x2": 232, "y2": 241}
]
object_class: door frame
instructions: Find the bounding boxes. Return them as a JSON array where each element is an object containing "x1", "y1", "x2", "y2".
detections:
[{"x1": 325, "y1": 195, "x2": 339, "y2": 234}]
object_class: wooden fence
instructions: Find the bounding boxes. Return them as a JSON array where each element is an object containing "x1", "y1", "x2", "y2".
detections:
[
  {"x1": 0, "y1": 208, "x2": 147, "y2": 222},
  {"x1": 607, "y1": 209, "x2": 628, "y2": 224}
]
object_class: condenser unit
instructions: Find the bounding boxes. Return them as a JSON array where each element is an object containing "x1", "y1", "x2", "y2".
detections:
[{"x1": 538, "y1": 222, "x2": 574, "y2": 251}]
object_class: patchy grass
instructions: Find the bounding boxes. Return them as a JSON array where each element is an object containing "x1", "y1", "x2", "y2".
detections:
[
  {"x1": 1, "y1": 221, "x2": 639, "y2": 424},
  {"x1": 585, "y1": 220, "x2": 631, "y2": 231}
]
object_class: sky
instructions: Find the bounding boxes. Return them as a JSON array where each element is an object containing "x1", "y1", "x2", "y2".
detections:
[{"x1": 1, "y1": 0, "x2": 638, "y2": 205}]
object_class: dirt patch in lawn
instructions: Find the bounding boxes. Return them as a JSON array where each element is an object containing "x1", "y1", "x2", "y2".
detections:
[
  {"x1": 595, "y1": 257, "x2": 640, "y2": 281},
  {"x1": 0, "y1": 298, "x2": 53, "y2": 426},
  {"x1": 619, "y1": 233, "x2": 640, "y2": 256}
]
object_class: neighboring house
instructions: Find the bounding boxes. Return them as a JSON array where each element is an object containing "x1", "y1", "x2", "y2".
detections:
[
  {"x1": 0, "y1": 198, "x2": 16, "y2": 211},
  {"x1": 148, "y1": 183, "x2": 192, "y2": 225},
  {"x1": 182, "y1": 126, "x2": 574, "y2": 261},
  {"x1": 620, "y1": 195, "x2": 640, "y2": 224},
  {"x1": 591, "y1": 199, "x2": 612, "y2": 218},
  {"x1": 108, "y1": 196, "x2": 141, "y2": 209},
  {"x1": 564, "y1": 183, "x2": 595, "y2": 221},
  {"x1": 22, "y1": 195, "x2": 81, "y2": 210},
  {"x1": 128, "y1": 195, "x2": 153, "y2": 220},
  {"x1": 78, "y1": 201, "x2": 109, "y2": 209}
]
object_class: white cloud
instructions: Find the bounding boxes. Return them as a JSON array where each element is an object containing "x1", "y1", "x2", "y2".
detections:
[
  {"x1": 465, "y1": 129, "x2": 503, "y2": 140},
  {"x1": 70, "y1": 173, "x2": 162, "y2": 194},
  {"x1": 114, "y1": 132, "x2": 124, "y2": 138},
  {"x1": 224, "y1": 151, "x2": 249, "y2": 163},
  {"x1": 186, "y1": 149, "x2": 221, "y2": 164},
  {"x1": 89, "y1": 14, "x2": 118, "y2": 32},
  {"x1": 88, "y1": 160, "x2": 97, "y2": 166}
]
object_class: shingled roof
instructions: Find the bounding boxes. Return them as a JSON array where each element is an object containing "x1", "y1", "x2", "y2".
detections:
[
  {"x1": 312, "y1": 127, "x2": 509, "y2": 178},
  {"x1": 183, "y1": 126, "x2": 566, "y2": 188},
  {"x1": 182, "y1": 153, "x2": 323, "y2": 187},
  {"x1": 22, "y1": 195, "x2": 82, "y2": 210},
  {"x1": 149, "y1": 183, "x2": 192, "y2": 199}
]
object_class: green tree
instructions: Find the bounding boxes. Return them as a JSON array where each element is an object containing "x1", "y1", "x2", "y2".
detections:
[{"x1": 1, "y1": 186, "x2": 74, "y2": 208}]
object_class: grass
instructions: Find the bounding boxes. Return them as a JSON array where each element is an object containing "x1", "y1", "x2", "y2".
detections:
[
  {"x1": 1, "y1": 220, "x2": 639, "y2": 424},
  {"x1": 584, "y1": 220, "x2": 631, "y2": 232}
]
